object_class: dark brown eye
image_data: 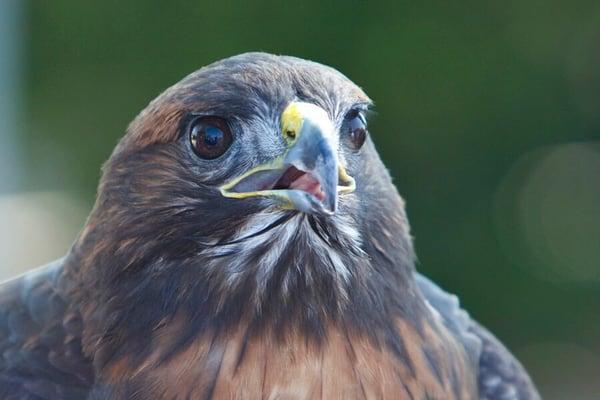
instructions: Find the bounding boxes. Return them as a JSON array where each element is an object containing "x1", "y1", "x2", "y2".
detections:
[
  {"x1": 344, "y1": 110, "x2": 367, "y2": 151},
  {"x1": 189, "y1": 116, "x2": 233, "y2": 159}
]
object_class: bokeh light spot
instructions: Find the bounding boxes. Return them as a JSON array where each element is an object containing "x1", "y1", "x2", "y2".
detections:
[{"x1": 494, "y1": 142, "x2": 600, "y2": 284}]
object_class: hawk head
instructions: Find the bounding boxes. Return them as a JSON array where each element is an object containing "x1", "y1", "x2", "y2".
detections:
[{"x1": 68, "y1": 53, "x2": 420, "y2": 362}]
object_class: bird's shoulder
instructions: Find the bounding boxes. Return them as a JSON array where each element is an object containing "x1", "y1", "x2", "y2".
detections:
[
  {"x1": 415, "y1": 272, "x2": 540, "y2": 400},
  {"x1": 0, "y1": 259, "x2": 93, "y2": 400}
]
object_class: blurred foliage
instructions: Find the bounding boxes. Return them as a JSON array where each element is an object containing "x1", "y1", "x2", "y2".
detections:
[{"x1": 18, "y1": 1, "x2": 600, "y2": 398}]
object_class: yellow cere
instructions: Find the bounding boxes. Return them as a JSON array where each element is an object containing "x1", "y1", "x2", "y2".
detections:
[{"x1": 280, "y1": 102, "x2": 305, "y2": 144}]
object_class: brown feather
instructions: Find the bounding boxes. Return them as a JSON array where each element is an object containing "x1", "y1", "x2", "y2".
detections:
[{"x1": 101, "y1": 316, "x2": 476, "y2": 400}]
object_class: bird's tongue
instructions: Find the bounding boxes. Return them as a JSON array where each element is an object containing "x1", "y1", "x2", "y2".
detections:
[
  {"x1": 289, "y1": 173, "x2": 325, "y2": 201},
  {"x1": 272, "y1": 166, "x2": 326, "y2": 202}
]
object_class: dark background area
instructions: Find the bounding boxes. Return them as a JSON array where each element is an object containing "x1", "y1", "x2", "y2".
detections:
[{"x1": 1, "y1": 1, "x2": 599, "y2": 398}]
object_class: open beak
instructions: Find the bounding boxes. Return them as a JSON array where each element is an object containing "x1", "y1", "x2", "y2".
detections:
[{"x1": 219, "y1": 102, "x2": 355, "y2": 215}]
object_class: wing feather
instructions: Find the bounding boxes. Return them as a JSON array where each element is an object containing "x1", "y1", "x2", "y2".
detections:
[
  {"x1": 416, "y1": 273, "x2": 540, "y2": 400},
  {"x1": 0, "y1": 259, "x2": 93, "y2": 399}
]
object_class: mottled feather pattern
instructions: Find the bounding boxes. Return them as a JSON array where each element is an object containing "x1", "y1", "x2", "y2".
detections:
[
  {"x1": 416, "y1": 274, "x2": 540, "y2": 400},
  {"x1": 0, "y1": 260, "x2": 93, "y2": 399},
  {"x1": 473, "y1": 322, "x2": 539, "y2": 400}
]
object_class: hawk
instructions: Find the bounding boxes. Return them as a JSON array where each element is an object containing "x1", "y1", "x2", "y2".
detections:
[{"x1": 0, "y1": 53, "x2": 539, "y2": 399}]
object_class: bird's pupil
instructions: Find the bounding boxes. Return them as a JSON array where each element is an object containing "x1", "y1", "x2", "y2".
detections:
[
  {"x1": 346, "y1": 114, "x2": 367, "y2": 150},
  {"x1": 189, "y1": 116, "x2": 233, "y2": 160},
  {"x1": 204, "y1": 126, "x2": 223, "y2": 147}
]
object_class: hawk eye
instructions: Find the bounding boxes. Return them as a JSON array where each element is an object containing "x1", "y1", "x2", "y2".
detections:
[
  {"x1": 344, "y1": 110, "x2": 367, "y2": 151},
  {"x1": 189, "y1": 116, "x2": 233, "y2": 160}
]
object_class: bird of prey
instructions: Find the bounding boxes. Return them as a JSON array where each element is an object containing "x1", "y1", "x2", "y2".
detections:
[{"x1": 0, "y1": 53, "x2": 539, "y2": 400}]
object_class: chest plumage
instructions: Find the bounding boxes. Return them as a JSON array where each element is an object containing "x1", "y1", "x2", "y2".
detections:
[{"x1": 102, "y1": 317, "x2": 476, "y2": 399}]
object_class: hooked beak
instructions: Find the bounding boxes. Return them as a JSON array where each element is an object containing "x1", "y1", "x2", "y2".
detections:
[{"x1": 219, "y1": 102, "x2": 355, "y2": 215}]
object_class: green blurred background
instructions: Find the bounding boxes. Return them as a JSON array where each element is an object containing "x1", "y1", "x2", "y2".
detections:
[{"x1": 1, "y1": 1, "x2": 599, "y2": 398}]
